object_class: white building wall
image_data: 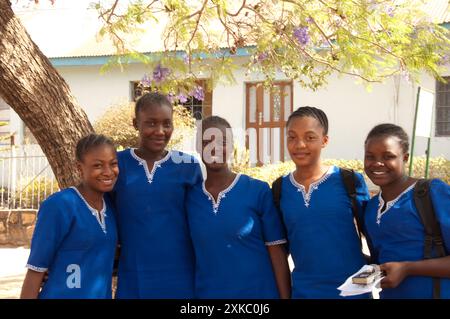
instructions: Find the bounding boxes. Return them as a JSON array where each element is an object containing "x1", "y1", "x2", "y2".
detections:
[
  {"x1": 56, "y1": 64, "x2": 146, "y2": 122},
  {"x1": 2, "y1": 60, "x2": 448, "y2": 160},
  {"x1": 212, "y1": 61, "x2": 450, "y2": 160}
]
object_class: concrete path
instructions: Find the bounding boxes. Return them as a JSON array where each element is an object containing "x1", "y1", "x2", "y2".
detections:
[
  {"x1": 0, "y1": 247, "x2": 378, "y2": 299},
  {"x1": 0, "y1": 247, "x2": 29, "y2": 299}
]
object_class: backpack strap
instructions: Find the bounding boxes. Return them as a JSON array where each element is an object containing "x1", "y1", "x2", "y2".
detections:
[
  {"x1": 340, "y1": 168, "x2": 363, "y2": 244},
  {"x1": 414, "y1": 179, "x2": 446, "y2": 299},
  {"x1": 339, "y1": 168, "x2": 376, "y2": 263},
  {"x1": 272, "y1": 176, "x2": 283, "y2": 212}
]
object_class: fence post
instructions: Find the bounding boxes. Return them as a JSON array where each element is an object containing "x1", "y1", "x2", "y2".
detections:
[{"x1": 9, "y1": 135, "x2": 16, "y2": 208}]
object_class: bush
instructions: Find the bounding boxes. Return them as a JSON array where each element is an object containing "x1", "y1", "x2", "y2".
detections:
[
  {"x1": 408, "y1": 156, "x2": 450, "y2": 184},
  {"x1": 13, "y1": 178, "x2": 59, "y2": 209},
  {"x1": 230, "y1": 146, "x2": 450, "y2": 186},
  {"x1": 94, "y1": 101, "x2": 195, "y2": 149}
]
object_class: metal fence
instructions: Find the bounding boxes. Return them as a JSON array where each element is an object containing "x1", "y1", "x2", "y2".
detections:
[{"x1": 0, "y1": 146, "x2": 59, "y2": 210}]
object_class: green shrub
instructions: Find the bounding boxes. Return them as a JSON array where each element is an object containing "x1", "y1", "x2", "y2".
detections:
[
  {"x1": 407, "y1": 156, "x2": 450, "y2": 184},
  {"x1": 13, "y1": 177, "x2": 59, "y2": 209},
  {"x1": 231, "y1": 147, "x2": 450, "y2": 186},
  {"x1": 94, "y1": 101, "x2": 195, "y2": 149}
]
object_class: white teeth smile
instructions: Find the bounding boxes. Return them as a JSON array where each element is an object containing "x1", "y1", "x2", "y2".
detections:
[{"x1": 372, "y1": 172, "x2": 386, "y2": 175}]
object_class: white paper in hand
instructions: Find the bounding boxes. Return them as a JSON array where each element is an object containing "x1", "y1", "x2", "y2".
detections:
[{"x1": 337, "y1": 264, "x2": 385, "y2": 297}]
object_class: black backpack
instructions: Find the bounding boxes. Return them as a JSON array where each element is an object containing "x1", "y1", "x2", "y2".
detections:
[
  {"x1": 413, "y1": 179, "x2": 446, "y2": 299},
  {"x1": 272, "y1": 174, "x2": 446, "y2": 299},
  {"x1": 271, "y1": 168, "x2": 371, "y2": 258}
]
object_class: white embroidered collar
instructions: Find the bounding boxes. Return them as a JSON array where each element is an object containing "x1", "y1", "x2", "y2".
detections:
[
  {"x1": 376, "y1": 182, "x2": 417, "y2": 225},
  {"x1": 289, "y1": 166, "x2": 334, "y2": 208},
  {"x1": 70, "y1": 186, "x2": 107, "y2": 234},
  {"x1": 130, "y1": 148, "x2": 172, "y2": 184},
  {"x1": 202, "y1": 174, "x2": 241, "y2": 214}
]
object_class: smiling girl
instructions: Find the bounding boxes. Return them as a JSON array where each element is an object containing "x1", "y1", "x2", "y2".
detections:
[
  {"x1": 21, "y1": 134, "x2": 119, "y2": 299},
  {"x1": 363, "y1": 123, "x2": 450, "y2": 299},
  {"x1": 111, "y1": 92, "x2": 202, "y2": 299},
  {"x1": 274, "y1": 106, "x2": 371, "y2": 299},
  {"x1": 186, "y1": 116, "x2": 290, "y2": 298}
]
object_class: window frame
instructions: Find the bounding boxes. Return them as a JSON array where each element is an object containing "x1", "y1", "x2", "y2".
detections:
[
  {"x1": 435, "y1": 76, "x2": 450, "y2": 137},
  {"x1": 130, "y1": 80, "x2": 212, "y2": 120}
]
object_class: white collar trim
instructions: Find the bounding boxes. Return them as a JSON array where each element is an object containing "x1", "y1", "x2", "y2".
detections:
[
  {"x1": 70, "y1": 186, "x2": 107, "y2": 234},
  {"x1": 202, "y1": 174, "x2": 241, "y2": 214},
  {"x1": 289, "y1": 166, "x2": 334, "y2": 208},
  {"x1": 130, "y1": 148, "x2": 172, "y2": 184},
  {"x1": 376, "y1": 182, "x2": 417, "y2": 225}
]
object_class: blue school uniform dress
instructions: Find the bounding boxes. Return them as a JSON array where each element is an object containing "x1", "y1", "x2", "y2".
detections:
[
  {"x1": 364, "y1": 179, "x2": 450, "y2": 299},
  {"x1": 186, "y1": 174, "x2": 287, "y2": 299},
  {"x1": 26, "y1": 187, "x2": 117, "y2": 299},
  {"x1": 279, "y1": 166, "x2": 370, "y2": 299},
  {"x1": 112, "y1": 149, "x2": 202, "y2": 299}
]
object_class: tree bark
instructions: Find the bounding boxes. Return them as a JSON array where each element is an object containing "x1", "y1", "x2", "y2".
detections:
[{"x1": 0, "y1": 0, "x2": 93, "y2": 188}]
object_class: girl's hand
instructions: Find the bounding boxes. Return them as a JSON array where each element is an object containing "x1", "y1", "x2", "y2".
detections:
[{"x1": 379, "y1": 262, "x2": 410, "y2": 289}]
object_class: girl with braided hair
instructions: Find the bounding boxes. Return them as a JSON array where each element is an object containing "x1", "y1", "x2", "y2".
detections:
[
  {"x1": 21, "y1": 134, "x2": 119, "y2": 298},
  {"x1": 274, "y1": 106, "x2": 371, "y2": 298}
]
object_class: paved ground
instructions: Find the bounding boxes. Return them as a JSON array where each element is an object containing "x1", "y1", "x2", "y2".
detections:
[
  {"x1": 0, "y1": 247, "x2": 378, "y2": 299},
  {"x1": 0, "y1": 247, "x2": 29, "y2": 299}
]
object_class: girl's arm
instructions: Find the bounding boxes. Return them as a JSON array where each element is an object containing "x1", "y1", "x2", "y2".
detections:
[
  {"x1": 380, "y1": 256, "x2": 450, "y2": 289},
  {"x1": 267, "y1": 244, "x2": 291, "y2": 299},
  {"x1": 20, "y1": 269, "x2": 46, "y2": 299},
  {"x1": 381, "y1": 180, "x2": 450, "y2": 289}
]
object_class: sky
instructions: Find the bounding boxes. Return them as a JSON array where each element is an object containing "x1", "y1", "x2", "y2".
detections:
[
  {"x1": 12, "y1": 0, "x2": 96, "y2": 12},
  {"x1": 11, "y1": 1, "x2": 106, "y2": 58},
  {"x1": 10, "y1": 0, "x2": 169, "y2": 58}
]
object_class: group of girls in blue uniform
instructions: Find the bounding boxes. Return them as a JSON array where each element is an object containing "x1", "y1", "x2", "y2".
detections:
[{"x1": 21, "y1": 92, "x2": 450, "y2": 299}]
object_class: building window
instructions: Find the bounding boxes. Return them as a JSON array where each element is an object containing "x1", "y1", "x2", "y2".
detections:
[
  {"x1": 436, "y1": 77, "x2": 450, "y2": 136},
  {"x1": 130, "y1": 80, "x2": 212, "y2": 120}
]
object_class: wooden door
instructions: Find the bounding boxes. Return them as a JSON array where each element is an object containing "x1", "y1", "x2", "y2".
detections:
[{"x1": 245, "y1": 82, "x2": 293, "y2": 165}]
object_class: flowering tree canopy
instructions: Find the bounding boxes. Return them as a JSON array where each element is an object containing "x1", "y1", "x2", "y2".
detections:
[{"x1": 94, "y1": 0, "x2": 450, "y2": 96}]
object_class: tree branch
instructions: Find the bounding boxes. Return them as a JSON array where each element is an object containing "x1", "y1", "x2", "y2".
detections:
[
  {"x1": 225, "y1": 0, "x2": 246, "y2": 17},
  {"x1": 186, "y1": 0, "x2": 209, "y2": 50}
]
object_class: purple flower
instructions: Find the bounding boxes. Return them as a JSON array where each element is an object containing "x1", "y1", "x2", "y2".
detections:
[
  {"x1": 401, "y1": 69, "x2": 411, "y2": 83},
  {"x1": 191, "y1": 86, "x2": 204, "y2": 101},
  {"x1": 439, "y1": 54, "x2": 450, "y2": 66},
  {"x1": 385, "y1": 6, "x2": 394, "y2": 17},
  {"x1": 306, "y1": 17, "x2": 314, "y2": 24},
  {"x1": 293, "y1": 26, "x2": 310, "y2": 46},
  {"x1": 178, "y1": 93, "x2": 188, "y2": 103},
  {"x1": 167, "y1": 93, "x2": 176, "y2": 103},
  {"x1": 183, "y1": 53, "x2": 190, "y2": 64},
  {"x1": 257, "y1": 52, "x2": 269, "y2": 62},
  {"x1": 140, "y1": 74, "x2": 151, "y2": 87},
  {"x1": 152, "y1": 64, "x2": 171, "y2": 83}
]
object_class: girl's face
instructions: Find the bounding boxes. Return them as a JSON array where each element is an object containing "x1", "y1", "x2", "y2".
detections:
[
  {"x1": 364, "y1": 136, "x2": 409, "y2": 187},
  {"x1": 200, "y1": 124, "x2": 233, "y2": 172},
  {"x1": 286, "y1": 116, "x2": 328, "y2": 168},
  {"x1": 77, "y1": 145, "x2": 119, "y2": 193},
  {"x1": 133, "y1": 103, "x2": 173, "y2": 154}
]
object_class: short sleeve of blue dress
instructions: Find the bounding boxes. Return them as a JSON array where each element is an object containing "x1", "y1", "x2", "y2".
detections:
[
  {"x1": 186, "y1": 174, "x2": 286, "y2": 299},
  {"x1": 26, "y1": 188, "x2": 117, "y2": 299},
  {"x1": 364, "y1": 179, "x2": 450, "y2": 299},
  {"x1": 113, "y1": 149, "x2": 201, "y2": 299},
  {"x1": 258, "y1": 182, "x2": 288, "y2": 245},
  {"x1": 27, "y1": 194, "x2": 73, "y2": 273}
]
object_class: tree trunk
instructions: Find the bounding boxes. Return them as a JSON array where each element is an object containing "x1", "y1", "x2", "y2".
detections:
[{"x1": 0, "y1": 0, "x2": 93, "y2": 188}]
